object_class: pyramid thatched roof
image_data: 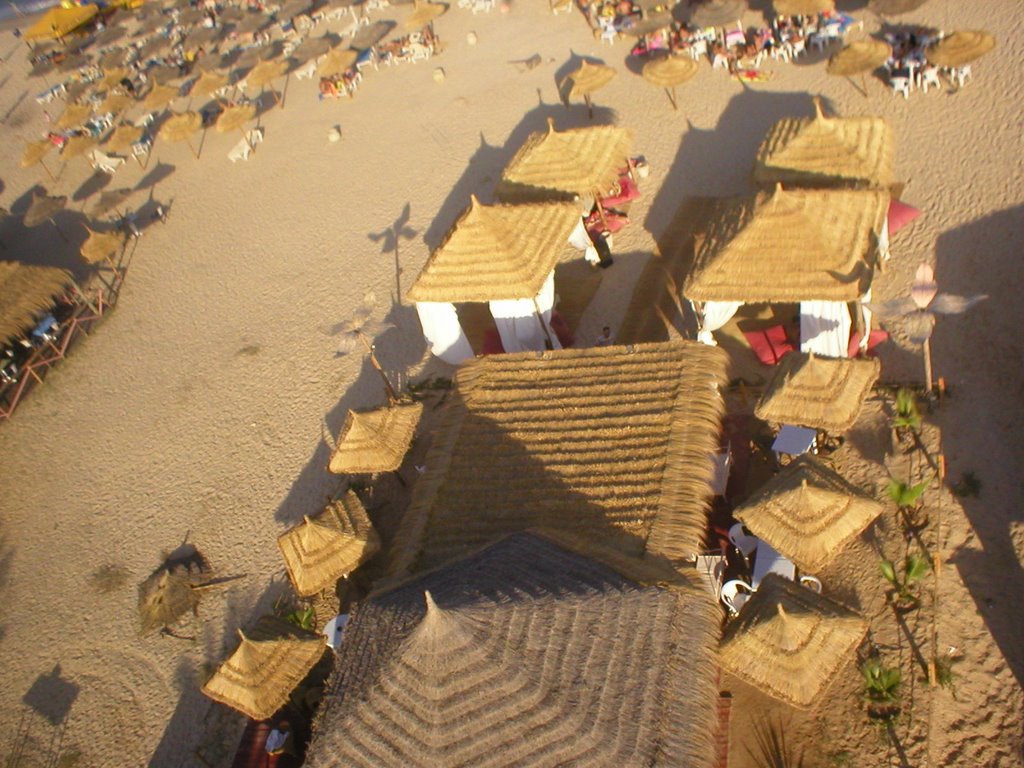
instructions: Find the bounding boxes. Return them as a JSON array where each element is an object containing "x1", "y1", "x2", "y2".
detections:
[
  {"x1": 277, "y1": 492, "x2": 381, "y2": 596},
  {"x1": 494, "y1": 118, "x2": 633, "y2": 204},
  {"x1": 387, "y1": 341, "x2": 726, "y2": 578},
  {"x1": 306, "y1": 532, "x2": 721, "y2": 768},
  {"x1": 406, "y1": 198, "x2": 580, "y2": 303},
  {"x1": 683, "y1": 187, "x2": 888, "y2": 303},
  {"x1": 329, "y1": 402, "x2": 423, "y2": 474},
  {"x1": 755, "y1": 353, "x2": 881, "y2": 432},
  {"x1": 733, "y1": 456, "x2": 884, "y2": 572},
  {"x1": 720, "y1": 573, "x2": 867, "y2": 708},
  {"x1": 0, "y1": 262, "x2": 73, "y2": 344},
  {"x1": 754, "y1": 101, "x2": 895, "y2": 189}
]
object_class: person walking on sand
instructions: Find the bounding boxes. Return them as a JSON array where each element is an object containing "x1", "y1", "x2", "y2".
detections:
[{"x1": 595, "y1": 326, "x2": 614, "y2": 346}]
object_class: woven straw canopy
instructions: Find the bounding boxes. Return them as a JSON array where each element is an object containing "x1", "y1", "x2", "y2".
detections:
[
  {"x1": 329, "y1": 401, "x2": 423, "y2": 474},
  {"x1": 56, "y1": 103, "x2": 93, "y2": 131},
  {"x1": 753, "y1": 100, "x2": 895, "y2": 189},
  {"x1": 926, "y1": 31, "x2": 996, "y2": 68},
  {"x1": 99, "y1": 92, "x2": 135, "y2": 116},
  {"x1": 0, "y1": 262, "x2": 72, "y2": 344},
  {"x1": 160, "y1": 111, "x2": 203, "y2": 143},
  {"x1": 755, "y1": 352, "x2": 880, "y2": 432},
  {"x1": 80, "y1": 227, "x2": 125, "y2": 265},
  {"x1": 104, "y1": 124, "x2": 144, "y2": 153},
  {"x1": 21, "y1": 140, "x2": 55, "y2": 169},
  {"x1": 720, "y1": 574, "x2": 867, "y2": 707},
  {"x1": 61, "y1": 135, "x2": 99, "y2": 162},
  {"x1": 247, "y1": 59, "x2": 288, "y2": 89},
  {"x1": 216, "y1": 103, "x2": 257, "y2": 133},
  {"x1": 733, "y1": 456, "x2": 884, "y2": 572},
  {"x1": 306, "y1": 532, "x2": 722, "y2": 768},
  {"x1": 202, "y1": 615, "x2": 326, "y2": 720},
  {"x1": 683, "y1": 187, "x2": 888, "y2": 303},
  {"x1": 561, "y1": 60, "x2": 617, "y2": 100},
  {"x1": 277, "y1": 492, "x2": 381, "y2": 596},
  {"x1": 137, "y1": 547, "x2": 213, "y2": 634},
  {"x1": 143, "y1": 83, "x2": 181, "y2": 111},
  {"x1": 191, "y1": 70, "x2": 229, "y2": 99},
  {"x1": 387, "y1": 341, "x2": 726, "y2": 578},
  {"x1": 406, "y1": 198, "x2": 581, "y2": 303},
  {"x1": 404, "y1": 0, "x2": 447, "y2": 30},
  {"x1": 291, "y1": 34, "x2": 338, "y2": 65},
  {"x1": 101, "y1": 66, "x2": 130, "y2": 90},
  {"x1": 642, "y1": 54, "x2": 700, "y2": 87},
  {"x1": 773, "y1": 0, "x2": 833, "y2": 15},
  {"x1": 24, "y1": 192, "x2": 67, "y2": 228},
  {"x1": 318, "y1": 48, "x2": 358, "y2": 76},
  {"x1": 827, "y1": 39, "x2": 891, "y2": 76},
  {"x1": 689, "y1": 0, "x2": 745, "y2": 28},
  {"x1": 495, "y1": 118, "x2": 632, "y2": 204}
]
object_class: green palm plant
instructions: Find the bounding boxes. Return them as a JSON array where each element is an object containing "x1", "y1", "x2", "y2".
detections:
[
  {"x1": 892, "y1": 387, "x2": 921, "y2": 433},
  {"x1": 862, "y1": 657, "x2": 901, "y2": 721},
  {"x1": 880, "y1": 552, "x2": 930, "y2": 612},
  {"x1": 887, "y1": 475, "x2": 931, "y2": 532}
]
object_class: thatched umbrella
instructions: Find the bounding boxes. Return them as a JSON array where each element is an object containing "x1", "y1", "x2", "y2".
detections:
[
  {"x1": 98, "y1": 47, "x2": 128, "y2": 68},
  {"x1": 179, "y1": 6, "x2": 208, "y2": 25},
  {"x1": 642, "y1": 54, "x2": 699, "y2": 111},
  {"x1": 754, "y1": 352, "x2": 881, "y2": 433},
  {"x1": 160, "y1": 110, "x2": 204, "y2": 159},
  {"x1": 620, "y1": 12, "x2": 672, "y2": 38},
  {"x1": 104, "y1": 123, "x2": 144, "y2": 154},
  {"x1": 328, "y1": 401, "x2": 424, "y2": 474},
  {"x1": 100, "y1": 66, "x2": 130, "y2": 90},
  {"x1": 99, "y1": 91, "x2": 135, "y2": 117},
  {"x1": 278, "y1": 0, "x2": 312, "y2": 20},
  {"x1": 245, "y1": 59, "x2": 289, "y2": 107},
  {"x1": 215, "y1": 102, "x2": 257, "y2": 148},
  {"x1": 290, "y1": 33, "x2": 339, "y2": 67},
  {"x1": 95, "y1": 24, "x2": 128, "y2": 46},
  {"x1": 56, "y1": 103, "x2": 93, "y2": 131},
  {"x1": 827, "y1": 39, "x2": 891, "y2": 96},
  {"x1": 926, "y1": 30, "x2": 996, "y2": 68},
  {"x1": 277, "y1": 492, "x2": 381, "y2": 596},
  {"x1": 142, "y1": 82, "x2": 181, "y2": 112},
  {"x1": 719, "y1": 573, "x2": 867, "y2": 708},
  {"x1": 688, "y1": 0, "x2": 746, "y2": 28},
  {"x1": 404, "y1": 0, "x2": 446, "y2": 31},
  {"x1": 220, "y1": 6, "x2": 247, "y2": 22},
  {"x1": 753, "y1": 98, "x2": 895, "y2": 189},
  {"x1": 560, "y1": 60, "x2": 616, "y2": 119},
  {"x1": 137, "y1": 545, "x2": 214, "y2": 634},
  {"x1": 91, "y1": 188, "x2": 134, "y2": 219},
  {"x1": 21, "y1": 140, "x2": 57, "y2": 181},
  {"x1": 136, "y1": 14, "x2": 169, "y2": 36},
  {"x1": 868, "y1": 0, "x2": 929, "y2": 15},
  {"x1": 60, "y1": 135, "x2": 100, "y2": 166},
  {"x1": 317, "y1": 47, "x2": 358, "y2": 77},
  {"x1": 24, "y1": 191, "x2": 67, "y2": 234},
  {"x1": 184, "y1": 24, "x2": 221, "y2": 50},
  {"x1": 0, "y1": 262, "x2": 74, "y2": 345},
  {"x1": 190, "y1": 70, "x2": 230, "y2": 101},
  {"x1": 201, "y1": 615, "x2": 326, "y2": 720},
  {"x1": 351, "y1": 20, "x2": 395, "y2": 51},
  {"x1": 139, "y1": 35, "x2": 172, "y2": 60},
  {"x1": 57, "y1": 53, "x2": 92, "y2": 73},
  {"x1": 773, "y1": 0, "x2": 833, "y2": 16},
  {"x1": 733, "y1": 456, "x2": 884, "y2": 572},
  {"x1": 80, "y1": 226, "x2": 126, "y2": 267},
  {"x1": 149, "y1": 64, "x2": 185, "y2": 85}
]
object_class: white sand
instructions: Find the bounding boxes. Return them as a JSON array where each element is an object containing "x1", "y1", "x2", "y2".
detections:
[{"x1": 0, "y1": 0, "x2": 1021, "y2": 765}]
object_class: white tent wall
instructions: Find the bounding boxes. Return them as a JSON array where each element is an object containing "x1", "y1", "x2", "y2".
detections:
[
  {"x1": 696, "y1": 300, "x2": 742, "y2": 345},
  {"x1": 415, "y1": 301, "x2": 475, "y2": 365},
  {"x1": 489, "y1": 271, "x2": 560, "y2": 353},
  {"x1": 799, "y1": 300, "x2": 852, "y2": 359}
]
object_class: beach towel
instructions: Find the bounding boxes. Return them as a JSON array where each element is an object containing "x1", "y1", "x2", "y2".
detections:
[{"x1": 733, "y1": 69, "x2": 773, "y2": 83}]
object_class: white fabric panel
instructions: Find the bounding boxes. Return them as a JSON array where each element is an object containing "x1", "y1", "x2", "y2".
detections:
[
  {"x1": 415, "y1": 301, "x2": 474, "y2": 365},
  {"x1": 800, "y1": 300, "x2": 851, "y2": 358},
  {"x1": 860, "y1": 288, "x2": 872, "y2": 351},
  {"x1": 567, "y1": 217, "x2": 591, "y2": 250},
  {"x1": 878, "y1": 217, "x2": 891, "y2": 264},
  {"x1": 489, "y1": 272, "x2": 560, "y2": 353},
  {"x1": 696, "y1": 300, "x2": 742, "y2": 345}
]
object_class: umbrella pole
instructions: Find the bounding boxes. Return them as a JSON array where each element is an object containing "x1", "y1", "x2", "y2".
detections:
[
  {"x1": 666, "y1": 86, "x2": 677, "y2": 111},
  {"x1": 185, "y1": 138, "x2": 200, "y2": 160},
  {"x1": 585, "y1": 93, "x2": 593, "y2": 119},
  {"x1": 51, "y1": 219, "x2": 71, "y2": 243},
  {"x1": 240, "y1": 127, "x2": 255, "y2": 152},
  {"x1": 861, "y1": 72, "x2": 869, "y2": 98},
  {"x1": 846, "y1": 74, "x2": 867, "y2": 98},
  {"x1": 280, "y1": 73, "x2": 290, "y2": 109},
  {"x1": 40, "y1": 158, "x2": 56, "y2": 182}
]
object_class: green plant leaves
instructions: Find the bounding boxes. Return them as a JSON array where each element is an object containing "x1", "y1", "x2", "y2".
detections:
[{"x1": 886, "y1": 477, "x2": 930, "y2": 508}]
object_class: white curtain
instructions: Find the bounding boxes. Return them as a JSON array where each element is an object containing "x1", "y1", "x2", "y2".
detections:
[
  {"x1": 567, "y1": 217, "x2": 591, "y2": 251},
  {"x1": 489, "y1": 272, "x2": 560, "y2": 353},
  {"x1": 800, "y1": 300, "x2": 851, "y2": 358},
  {"x1": 415, "y1": 301, "x2": 474, "y2": 365},
  {"x1": 860, "y1": 288, "x2": 872, "y2": 351},
  {"x1": 696, "y1": 300, "x2": 742, "y2": 345},
  {"x1": 877, "y1": 217, "x2": 891, "y2": 265}
]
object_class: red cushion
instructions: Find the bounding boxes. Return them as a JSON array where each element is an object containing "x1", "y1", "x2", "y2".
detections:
[
  {"x1": 743, "y1": 325, "x2": 794, "y2": 366},
  {"x1": 888, "y1": 199, "x2": 921, "y2": 235},
  {"x1": 481, "y1": 327, "x2": 505, "y2": 355},
  {"x1": 847, "y1": 328, "x2": 890, "y2": 357}
]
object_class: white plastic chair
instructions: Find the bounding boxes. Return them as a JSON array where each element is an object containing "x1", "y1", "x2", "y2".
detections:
[
  {"x1": 918, "y1": 65, "x2": 941, "y2": 93},
  {"x1": 721, "y1": 579, "x2": 753, "y2": 616},
  {"x1": 951, "y1": 65, "x2": 971, "y2": 87},
  {"x1": 729, "y1": 522, "x2": 758, "y2": 559},
  {"x1": 890, "y1": 76, "x2": 910, "y2": 99},
  {"x1": 800, "y1": 575, "x2": 823, "y2": 593},
  {"x1": 688, "y1": 38, "x2": 707, "y2": 61},
  {"x1": 598, "y1": 19, "x2": 617, "y2": 45}
]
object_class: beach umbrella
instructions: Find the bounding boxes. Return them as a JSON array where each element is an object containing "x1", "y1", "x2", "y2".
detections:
[
  {"x1": 139, "y1": 35, "x2": 172, "y2": 60},
  {"x1": 277, "y1": 492, "x2": 381, "y2": 596},
  {"x1": 328, "y1": 402, "x2": 424, "y2": 474},
  {"x1": 160, "y1": 111, "x2": 204, "y2": 158},
  {"x1": 29, "y1": 58, "x2": 56, "y2": 81},
  {"x1": 100, "y1": 66, "x2": 130, "y2": 90},
  {"x1": 56, "y1": 103, "x2": 94, "y2": 131},
  {"x1": 278, "y1": 0, "x2": 312, "y2": 20},
  {"x1": 688, "y1": 0, "x2": 746, "y2": 28},
  {"x1": 190, "y1": 70, "x2": 230, "y2": 100},
  {"x1": 98, "y1": 50, "x2": 128, "y2": 69},
  {"x1": 179, "y1": 6, "x2": 207, "y2": 25},
  {"x1": 61, "y1": 135, "x2": 100, "y2": 164},
  {"x1": 234, "y1": 11, "x2": 272, "y2": 35},
  {"x1": 197, "y1": 50, "x2": 232, "y2": 71},
  {"x1": 201, "y1": 615, "x2": 326, "y2": 720},
  {"x1": 91, "y1": 188, "x2": 135, "y2": 219},
  {"x1": 773, "y1": 0, "x2": 833, "y2": 16},
  {"x1": 317, "y1": 47, "x2": 357, "y2": 77},
  {"x1": 290, "y1": 33, "x2": 339, "y2": 67},
  {"x1": 24, "y1": 191, "x2": 70, "y2": 241},
  {"x1": 149, "y1": 64, "x2": 186, "y2": 85},
  {"x1": 351, "y1": 20, "x2": 394, "y2": 50},
  {"x1": 642, "y1": 54, "x2": 699, "y2": 111},
  {"x1": 245, "y1": 59, "x2": 289, "y2": 107},
  {"x1": 98, "y1": 91, "x2": 135, "y2": 116},
  {"x1": 404, "y1": 0, "x2": 447, "y2": 31},
  {"x1": 79, "y1": 226, "x2": 126, "y2": 267},
  {"x1": 926, "y1": 30, "x2": 996, "y2": 68},
  {"x1": 220, "y1": 6, "x2": 247, "y2": 22},
  {"x1": 65, "y1": 81, "x2": 95, "y2": 104},
  {"x1": 620, "y1": 12, "x2": 672, "y2": 38},
  {"x1": 185, "y1": 25, "x2": 222, "y2": 50},
  {"x1": 233, "y1": 45, "x2": 265, "y2": 71},
  {"x1": 104, "y1": 124, "x2": 144, "y2": 154},
  {"x1": 215, "y1": 102, "x2": 257, "y2": 148},
  {"x1": 259, "y1": 40, "x2": 290, "y2": 62},
  {"x1": 137, "y1": 545, "x2": 213, "y2": 634},
  {"x1": 142, "y1": 82, "x2": 181, "y2": 111},
  {"x1": 560, "y1": 60, "x2": 616, "y2": 119},
  {"x1": 720, "y1": 574, "x2": 867, "y2": 707},
  {"x1": 868, "y1": 0, "x2": 929, "y2": 15},
  {"x1": 21, "y1": 140, "x2": 57, "y2": 181},
  {"x1": 733, "y1": 456, "x2": 884, "y2": 572},
  {"x1": 827, "y1": 38, "x2": 891, "y2": 96},
  {"x1": 57, "y1": 53, "x2": 92, "y2": 73},
  {"x1": 136, "y1": 14, "x2": 169, "y2": 36}
]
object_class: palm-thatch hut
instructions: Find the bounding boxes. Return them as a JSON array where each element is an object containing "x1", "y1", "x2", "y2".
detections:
[
  {"x1": 277, "y1": 492, "x2": 381, "y2": 596},
  {"x1": 202, "y1": 615, "x2": 327, "y2": 720},
  {"x1": 0, "y1": 262, "x2": 73, "y2": 345},
  {"x1": 387, "y1": 340, "x2": 726, "y2": 579},
  {"x1": 408, "y1": 197, "x2": 584, "y2": 362},
  {"x1": 328, "y1": 401, "x2": 423, "y2": 474},
  {"x1": 305, "y1": 531, "x2": 722, "y2": 767},
  {"x1": 755, "y1": 352, "x2": 880, "y2": 432},
  {"x1": 683, "y1": 185, "x2": 889, "y2": 357},
  {"x1": 753, "y1": 100, "x2": 895, "y2": 190},
  {"x1": 719, "y1": 573, "x2": 867, "y2": 708},
  {"x1": 733, "y1": 456, "x2": 884, "y2": 572}
]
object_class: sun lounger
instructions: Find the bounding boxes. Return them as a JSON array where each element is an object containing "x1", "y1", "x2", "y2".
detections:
[
  {"x1": 89, "y1": 148, "x2": 126, "y2": 174},
  {"x1": 742, "y1": 325, "x2": 794, "y2": 366},
  {"x1": 228, "y1": 128, "x2": 264, "y2": 163}
]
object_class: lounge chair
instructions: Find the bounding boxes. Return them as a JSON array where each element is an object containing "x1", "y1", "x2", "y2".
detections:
[{"x1": 89, "y1": 148, "x2": 126, "y2": 174}]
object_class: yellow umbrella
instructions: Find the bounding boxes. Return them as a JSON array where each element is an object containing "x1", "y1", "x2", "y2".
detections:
[
  {"x1": 404, "y1": 0, "x2": 447, "y2": 31},
  {"x1": 56, "y1": 103, "x2": 93, "y2": 130},
  {"x1": 160, "y1": 111, "x2": 204, "y2": 159},
  {"x1": 80, "y1": 226, "x2": 126, "y2": 267},
  {"x1": 317, "y1": 48, "x2": 357, "y2": 77},
  {"x1": 560, "y1": 60, "x2": 616, "y2": 119},
  {"x1": 773, "y1": 0, "x2": 833, "y2": 15},
  {"x1": 926, "y1": 30, "x2": 996, "y2": 68},
  {"x1": 641, "y1": 54, "x2": 699, "y2": 111},
  {"x1": 21, "y1": 139, "x2": 57, "y2": 181}
]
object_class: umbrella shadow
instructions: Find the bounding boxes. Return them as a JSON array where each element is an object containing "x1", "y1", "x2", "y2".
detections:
[
  {"x1": 72, "y1": 170, "x2": 114, "y2": 203},
  {"x1": 135, "y1": 161, "x2": 176, "y2": 193}
]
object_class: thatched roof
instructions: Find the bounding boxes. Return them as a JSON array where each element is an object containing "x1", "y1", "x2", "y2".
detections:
[
  {"x1": 683, "y1": 186, "x2": 888, "y2": 303},
  {"x1": 561, "y1": 60, "x2": 617, "y2": 100},
  {"x1": 753, "y1": 100, "x2": 895, "y2": 189},
  {"x1": 80, "y1": 227, "x2": 125, "y2": 265},
  {"x1": 755, "y1": 352, "x2": 881, "y2": 432},
  {"x1": 329, "y1": 402, "x2": 423, "y2": 474},
  {"x1": 0, "y1": 262, "x2": 73, "y2": 344},
  {"x1": 202, "y1": 615, "x2": 326, "y2": 721},
  {"x1": 277, "y1": 492, "x2": 381, "y2": 596},
  {"x1": 406, "y1": 198, "x2": 580, "y2": 303},
  {"x1": 387, "y1": 341, "x2": 727, "y2": 578},
  {"x1": 733, "y1": 456, "x2": 884, "y2": 572},
  {"x1": 720, "y1": 573, "x2": 867, "y2": 708},
  {"x1": 306, "y1": 532, "x2": 722, "y2": 768},
  {"x1": 494, "y1": 118, "x2": 633, "y2": 204}
]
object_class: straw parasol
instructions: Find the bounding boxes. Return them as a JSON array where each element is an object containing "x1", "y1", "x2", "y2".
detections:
[
  {"x1": 56, "y1": 103, "x2": 93, "y2": 131},
  {"x1": 754, "y1": 99, "x2": 895, "y2": 189},
  {"x1": 688, "y1": 0, "x2": 746, "y2": 28},
  {"x1": 95, "y1": 24, "x2": 128, "y2": 46},
  {"x1": 773, "y1": 0, "x2": 833, "y2": 16},
  {"x1": 190, "y1": 70, "x2": 230, "y2": 100},
  {"x1": 104, "y1": 123, "x2": 144, "y2": 154},
  {"x1": 279, "y1": 0, "x2": 312, "y2": 19},
  {"x1": 98, "y1": 50, "x2": 128, "y2": 70},
  {"x1": 137, "y1": 544, "x2": 214, "y2": 634},
  {"x1": 827, "y1": 38, "x2": 891, "y2": 96},
  {"x1": 91, "y1": 188, "x2": 134, "y2": 219},
  {"x1": 328, "y1": 401, "x2": 424, "y2": 474},
  {"x1": 100, "y1": 66, "x2": 130, "y2": 90},
  {"x1": 245, "y1": 59, "x2": 288, "y2": 107},
  {"x1": 719, "y1": 573, "x2": 867, "y2": 708},
  {"x1": 733, "y1": 456, "x2": 884, "y2": 572},
  {"x1": 201, "y1": 615, "x2": 326, "y2": 720},
  {"x1": 387, "y1": 341, "x2": 727, "y2": 579},
  {"x1": 755, "y1": 352, "x2": 881, "y2": 433},
  {"x1": 642, "y1": 54, "x2": 699, "y2": 111},
  {"x1": 57, "y1": 53, "x2": 92, "y2": 73},
  {"x1": 926, "y1": 30, "x2": 996, "y2": 68},
  {"x1": 277, "y1": 492, "x2": 381, "y2": 596},
  {"x1": 305, "y1": 531, "x2": 722, "y2": 767},
  {"x1": 406, "y1": 198, "x2": 580, "y2": 304},
  {"x1": 620, "y1": 12, "x2": 672, "y2": 38},
  {"x1": 149, "y1": 64, "x2": 185, "y2": 85},
  {"x1": 25, "y1": 3, "x2": 98, "y2": 40},
  {"x1": 60, "y1": 135, "x2": 100, "y2": 166},
  {"x1": 215, "y1": 103, "x2": 256, "y2": 133},
  {"x1": 185, "y1": 25, "x2": 221, "y2": 49},
  {"x1": 683, "y1": 186, "x2": 888, "y2": 303},
  {"x1": 21, "y1": 140, "x2": 57, "y2": 181},
  {"x1": 495, "y1": 118, "x2": 633, "y2": 204},
  {"x1": 0, "y1": 262, "x2": 73, "y2": 344},
  {"x1": 99, "y1": 91, "x2": 135, "y2": 116},
  {"x1": 867, "y1": 0, "x2": 929, "y2": 15},
  {"x1": 290, "y1": 33, "x2": 339, "y2": 66},
  {"x1": 139, "y1": 35, "x2": 172, "y2": 60},
  {"x1": 351, "y1": 20, "x2": 395, "y2": 51},
  {"x1": 404, "y1": 0, "x2": 446, "y2": 31},
  {"x1": 178, "y1": 6, "x2": 207, "y2": 25},
  {"x1": 317, "y1": 47, "x2": 358, "y2": 77},
  {"x1": 560, "y1": 60, "x2": 616, "y2": 119},
  {"x1": 142, "y1": 82, "x2": 181, "y2": 112},
  {"x1": 24, "y1": 191, "x2": 67, "y2": 228},
  {"x1": 80, "y1": 226, "x2": 126, "y2": 266},
  {"x1": 160, "y1": 111, "x2": 204, "y2": 158}
]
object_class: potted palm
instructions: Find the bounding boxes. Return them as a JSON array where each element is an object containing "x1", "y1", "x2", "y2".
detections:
[{"x1": 862, "y1": 657, "x2": 902, "y2": 721}]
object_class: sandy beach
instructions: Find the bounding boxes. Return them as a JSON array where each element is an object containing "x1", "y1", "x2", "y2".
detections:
[{"x1": 0, "y1": 0, "x2": 1021, "y2": 765}]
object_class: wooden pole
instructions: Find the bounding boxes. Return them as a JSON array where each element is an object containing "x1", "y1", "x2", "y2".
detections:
[
  {"x1": 666, "y1": 86, "x2": 677, "y2": 111},
  {"x1": 922, "y1": 336, "x2": 934, "y2": 396}
]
